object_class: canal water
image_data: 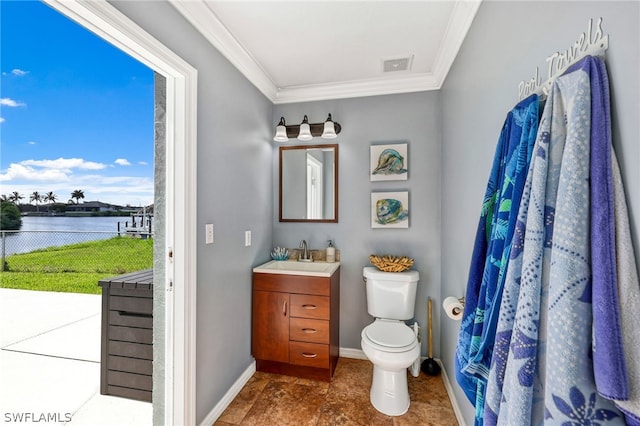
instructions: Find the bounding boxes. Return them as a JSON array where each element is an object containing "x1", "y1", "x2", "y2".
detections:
[{"x1": 1, "y1": 216, "x2": 131, "y2": 255}]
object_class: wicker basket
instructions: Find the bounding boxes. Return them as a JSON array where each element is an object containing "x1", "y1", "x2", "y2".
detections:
[{"x1": 369, "y1": 254, "x2": 414, "y2": 272}]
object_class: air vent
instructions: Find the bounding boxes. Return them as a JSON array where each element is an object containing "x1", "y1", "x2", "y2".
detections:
[{"x1": 381, "y1": 55, "x2": 414, "y2": 73}]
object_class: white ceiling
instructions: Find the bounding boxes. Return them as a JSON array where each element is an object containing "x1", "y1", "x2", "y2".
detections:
[{"x1": 170, "y1": 1, "x2": 481, "y2": 104}]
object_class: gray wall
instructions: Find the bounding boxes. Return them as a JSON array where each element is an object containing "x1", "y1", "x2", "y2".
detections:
[
  {"x1": 109, "y1": 2, "x2": 274, "y2": 424},
  {"x1": 440, "y1": 2, "x2": 640, "y2": 424},
  {"x1": 273, "y1": 92, "x2": 442, "y2": 356},
  {"x1": 106, "y1": 2, "x2": 639, "y2": 425}
]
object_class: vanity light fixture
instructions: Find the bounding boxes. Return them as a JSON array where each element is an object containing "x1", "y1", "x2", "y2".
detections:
[
  {"x1": 297, "y1": 115, "x2": 313, "y2": 141},
  {"x1": 273, "y1": 117, "x2": 288, "y2": 142},
  {"x1": 272, "y1": 114, "x2": 341, "y2": 142},
  {"x1": 321, "y1": 114, "x2": 337, "y2": 139}
]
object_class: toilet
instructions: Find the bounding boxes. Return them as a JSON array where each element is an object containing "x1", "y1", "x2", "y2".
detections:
[{"x1": 361, "y1": 267, "x2": 421, "y2": 416}]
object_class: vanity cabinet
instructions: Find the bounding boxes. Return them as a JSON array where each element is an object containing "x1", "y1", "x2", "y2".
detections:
[{"x1": 252, "y1": 268, "x2": 340, "y2": 381}]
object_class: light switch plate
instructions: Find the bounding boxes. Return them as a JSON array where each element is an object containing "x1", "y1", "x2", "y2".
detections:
[
  {"x1": 205, "y1": 224, "x2": 214, "y2": 244},
  {"x1": 245, "y1": 230, "x2": 251, "y2": 247}
]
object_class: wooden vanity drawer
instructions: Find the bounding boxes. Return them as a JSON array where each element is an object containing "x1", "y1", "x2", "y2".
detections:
[
  {"x1": 290, "y1": 318, "x2": 329, "y2": 344},
  {"x1": 289, "y1": 341, "x2": 329, "y2": 368},
  {"x1": 290, "y1": 294, "x2": 329, "y2": 320}
]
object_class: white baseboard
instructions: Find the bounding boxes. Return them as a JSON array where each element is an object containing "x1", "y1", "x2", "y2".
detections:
[
  {"x1": 438, "y1": 359, "x2": 466, "y2": 426},
  {"x1": 198, "y1": 361, "x2": 256, "y2": 426},
  {"x1": 339, "y1": 347, "x2": 368, "y2": 360}
]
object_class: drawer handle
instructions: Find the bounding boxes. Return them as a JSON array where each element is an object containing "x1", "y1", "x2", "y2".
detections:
[
  {"x1": 301, "y1": 352, "x2": 317, "y2": 358},
  {"x1": 302, "y1": 328, "x2": 317, "y2": 334},
  {"x1": 302, "y1": 304, "x2": 317, "y2": 310},
  {"x1": 117, "y1": 311, "x2": 152, "y2": 318},
  {"x1": 282, "y1": 301, "x2": 287, "y2": 316}
]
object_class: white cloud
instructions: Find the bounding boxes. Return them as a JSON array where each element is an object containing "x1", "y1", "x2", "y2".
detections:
[
  {"x1": 28, "y1": 141, "x2": 36, "y2": 145},
  {"x1": 114, "y1": 158, "x2": 132, "y2": 166},
  {"x1": 0, "y1": 117, "x2": 4, "y2": 123},
  {"x1": 21, "y1": 157, "x2": 107, "y2": 170},
  {"x1": 0, "y1": 98, "x2": 25, "y2": 107},
  {"x1": 0, "y1": 157, "x2": 107, "y2": 182},
  {"x1": 138, "y1": 161, "x2": 149, "y2": 166},
  {"x1": 0, "y1": 163, "x2": 70, "y2": 182},
  {"x1": 11, "y1": 69, "x2": 28, "y2": 77}
]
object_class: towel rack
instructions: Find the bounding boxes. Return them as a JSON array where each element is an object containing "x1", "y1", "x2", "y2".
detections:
[{"x1": 518, "y1": 17, "x2": 609, "y2": 101}]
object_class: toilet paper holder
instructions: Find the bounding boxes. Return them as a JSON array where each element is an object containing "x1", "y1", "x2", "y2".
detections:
[{"x1": 442, "y1": 296, "x2": 465, "y2": 319}]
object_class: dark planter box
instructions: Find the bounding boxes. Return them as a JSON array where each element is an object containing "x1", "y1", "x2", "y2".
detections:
[{"x1": 98, "y1": 269, "x2": 153, "y2": 403}]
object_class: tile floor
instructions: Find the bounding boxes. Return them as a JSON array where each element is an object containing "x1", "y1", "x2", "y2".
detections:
[{"x1": 214, "y1": 357, "x2": 458, "y2": 426}]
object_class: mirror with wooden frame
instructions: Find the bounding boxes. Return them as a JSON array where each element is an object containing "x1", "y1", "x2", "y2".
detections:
[{"x1": 279, "y1": 144, "x2": 338, "y2": 222}]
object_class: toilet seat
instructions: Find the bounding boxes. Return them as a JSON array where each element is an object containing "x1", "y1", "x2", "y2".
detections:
[{"x1": 362, "y1": 320, "x2": 417, "y2": 353}]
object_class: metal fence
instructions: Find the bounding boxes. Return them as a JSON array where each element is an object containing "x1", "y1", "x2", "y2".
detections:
[{"x1": 0, "y1": 230, "x2": 153, "y2": 273}]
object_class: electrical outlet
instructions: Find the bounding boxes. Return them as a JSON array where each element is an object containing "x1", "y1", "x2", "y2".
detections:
[
  {"x1": 205, "y1": 224, "x2": 214, "y2": 244},
  {"x1": 245, "y1": 230, "x2": 251, "y2": 247}
]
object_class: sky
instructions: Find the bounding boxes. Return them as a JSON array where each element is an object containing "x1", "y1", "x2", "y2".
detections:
[{"x1": 0, "y1": 0, "x2": 154, "y2": 207}]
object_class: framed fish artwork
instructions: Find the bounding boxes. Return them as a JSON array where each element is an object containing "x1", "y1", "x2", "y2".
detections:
[
  {"x1": 370, "y1": 143, "x2": 408, "y2": 181},
  {"x1": 371, "y1": 191, "x2": 409, "y2": 228}
]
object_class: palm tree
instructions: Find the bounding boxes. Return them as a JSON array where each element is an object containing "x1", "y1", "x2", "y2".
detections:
[
  {"x1": 71, "y1": 189, "x2": 85, "y2": 204},
  {"x1": 30, "y1": 191, "x2": 42, "y2": 212},
  {"x1": 44, "y1": 192, "x2": 57, "y2": 213},
  {"x1": 9, "y1": 191, "x2": 24, "y2": 205}
]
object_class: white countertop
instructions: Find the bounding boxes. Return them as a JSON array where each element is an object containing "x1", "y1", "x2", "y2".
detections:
[{"x1": 253, "y1": 260, "x2": 340, "y2": 277}]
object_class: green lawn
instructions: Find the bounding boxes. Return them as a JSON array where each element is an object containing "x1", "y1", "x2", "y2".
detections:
[{"x1": 0, "y1": 237, "x2": 153, "y2": 294}]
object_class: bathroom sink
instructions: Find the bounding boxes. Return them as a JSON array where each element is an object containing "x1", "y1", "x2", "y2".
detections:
[{"x1": 253, "y1": 260, "x2": 340, "y2": 277}]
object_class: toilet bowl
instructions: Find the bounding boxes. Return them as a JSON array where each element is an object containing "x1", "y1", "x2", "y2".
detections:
[
  {"x1": 361, "y1": 318, "x2": 421, "y2": 416},
  {"x1": 361, "y1": 267, "x2": 420, "y2": 416}
]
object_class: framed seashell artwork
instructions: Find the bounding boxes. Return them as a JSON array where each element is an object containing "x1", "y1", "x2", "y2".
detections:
[
  {"x1": 371, "y1": 191, "x2": 409, "y2": 228},
  {"x1": 370, "y1": 143, "x2": 408, "y2": 181}
]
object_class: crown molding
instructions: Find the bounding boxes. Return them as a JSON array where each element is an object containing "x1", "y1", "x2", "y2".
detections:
[
  {"x1": 169, "y1": 1, "x2": 278, "y2": 101},
  {"x1": 171, "y1": 0, "x2": 481, "y2": 104},
  {"x1": 273, "y1": 73, "x2": 441, "y2": 104},
  {"x1": 432, "y1": 0, "x2": 482, "y2": 83}
]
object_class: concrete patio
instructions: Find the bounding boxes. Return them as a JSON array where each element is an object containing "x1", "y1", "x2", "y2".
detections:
[{"x1": 0, "y1": 288, "x2": 152, "y2": 425}]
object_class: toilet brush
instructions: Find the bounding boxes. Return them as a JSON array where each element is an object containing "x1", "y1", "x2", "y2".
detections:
[{"x1": 421, "y1": 297, "x2": 441, "y2": 376}]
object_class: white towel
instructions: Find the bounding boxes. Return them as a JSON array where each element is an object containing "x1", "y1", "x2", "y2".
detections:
[{"x1": 611, "y1": 150, "x2": 640, "y2": 424}]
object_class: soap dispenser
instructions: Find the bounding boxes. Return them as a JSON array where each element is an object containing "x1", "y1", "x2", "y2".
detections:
[{"x1": 326, "y1": 240, "x2": 336, "y2": 263}]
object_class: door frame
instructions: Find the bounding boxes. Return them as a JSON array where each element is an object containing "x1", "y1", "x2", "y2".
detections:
[{"x1": 43, "y1": 1, "x2": 198, "y2": 424}]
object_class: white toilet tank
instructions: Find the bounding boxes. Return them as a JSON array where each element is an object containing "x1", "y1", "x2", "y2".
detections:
[{"x1": 363, "y1": 267, "x2": 419, "y2": 320}]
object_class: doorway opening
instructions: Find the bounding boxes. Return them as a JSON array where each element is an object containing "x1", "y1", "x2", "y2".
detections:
[
  {"x1": 0, "y1": 1, "x2": 160, "y2": 424},
  {"x1": 40, "y1": 1, "x2": 198, "y2": 425},
  {"x1": 306, "y1": 154, "x2": 323, "y2": 220}
]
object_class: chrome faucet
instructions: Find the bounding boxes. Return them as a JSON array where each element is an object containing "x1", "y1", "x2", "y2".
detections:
[{"x1": 298, "y1": 240, "x2": 313, "y2": 262}]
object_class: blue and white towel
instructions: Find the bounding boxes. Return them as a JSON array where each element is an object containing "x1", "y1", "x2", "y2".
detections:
[
  {"x1": 484, "y1": 57, "x2": 623, "y2": 425},
  {"x1": 455, "y1": 95, "x2": 539, "y2": 425}
]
